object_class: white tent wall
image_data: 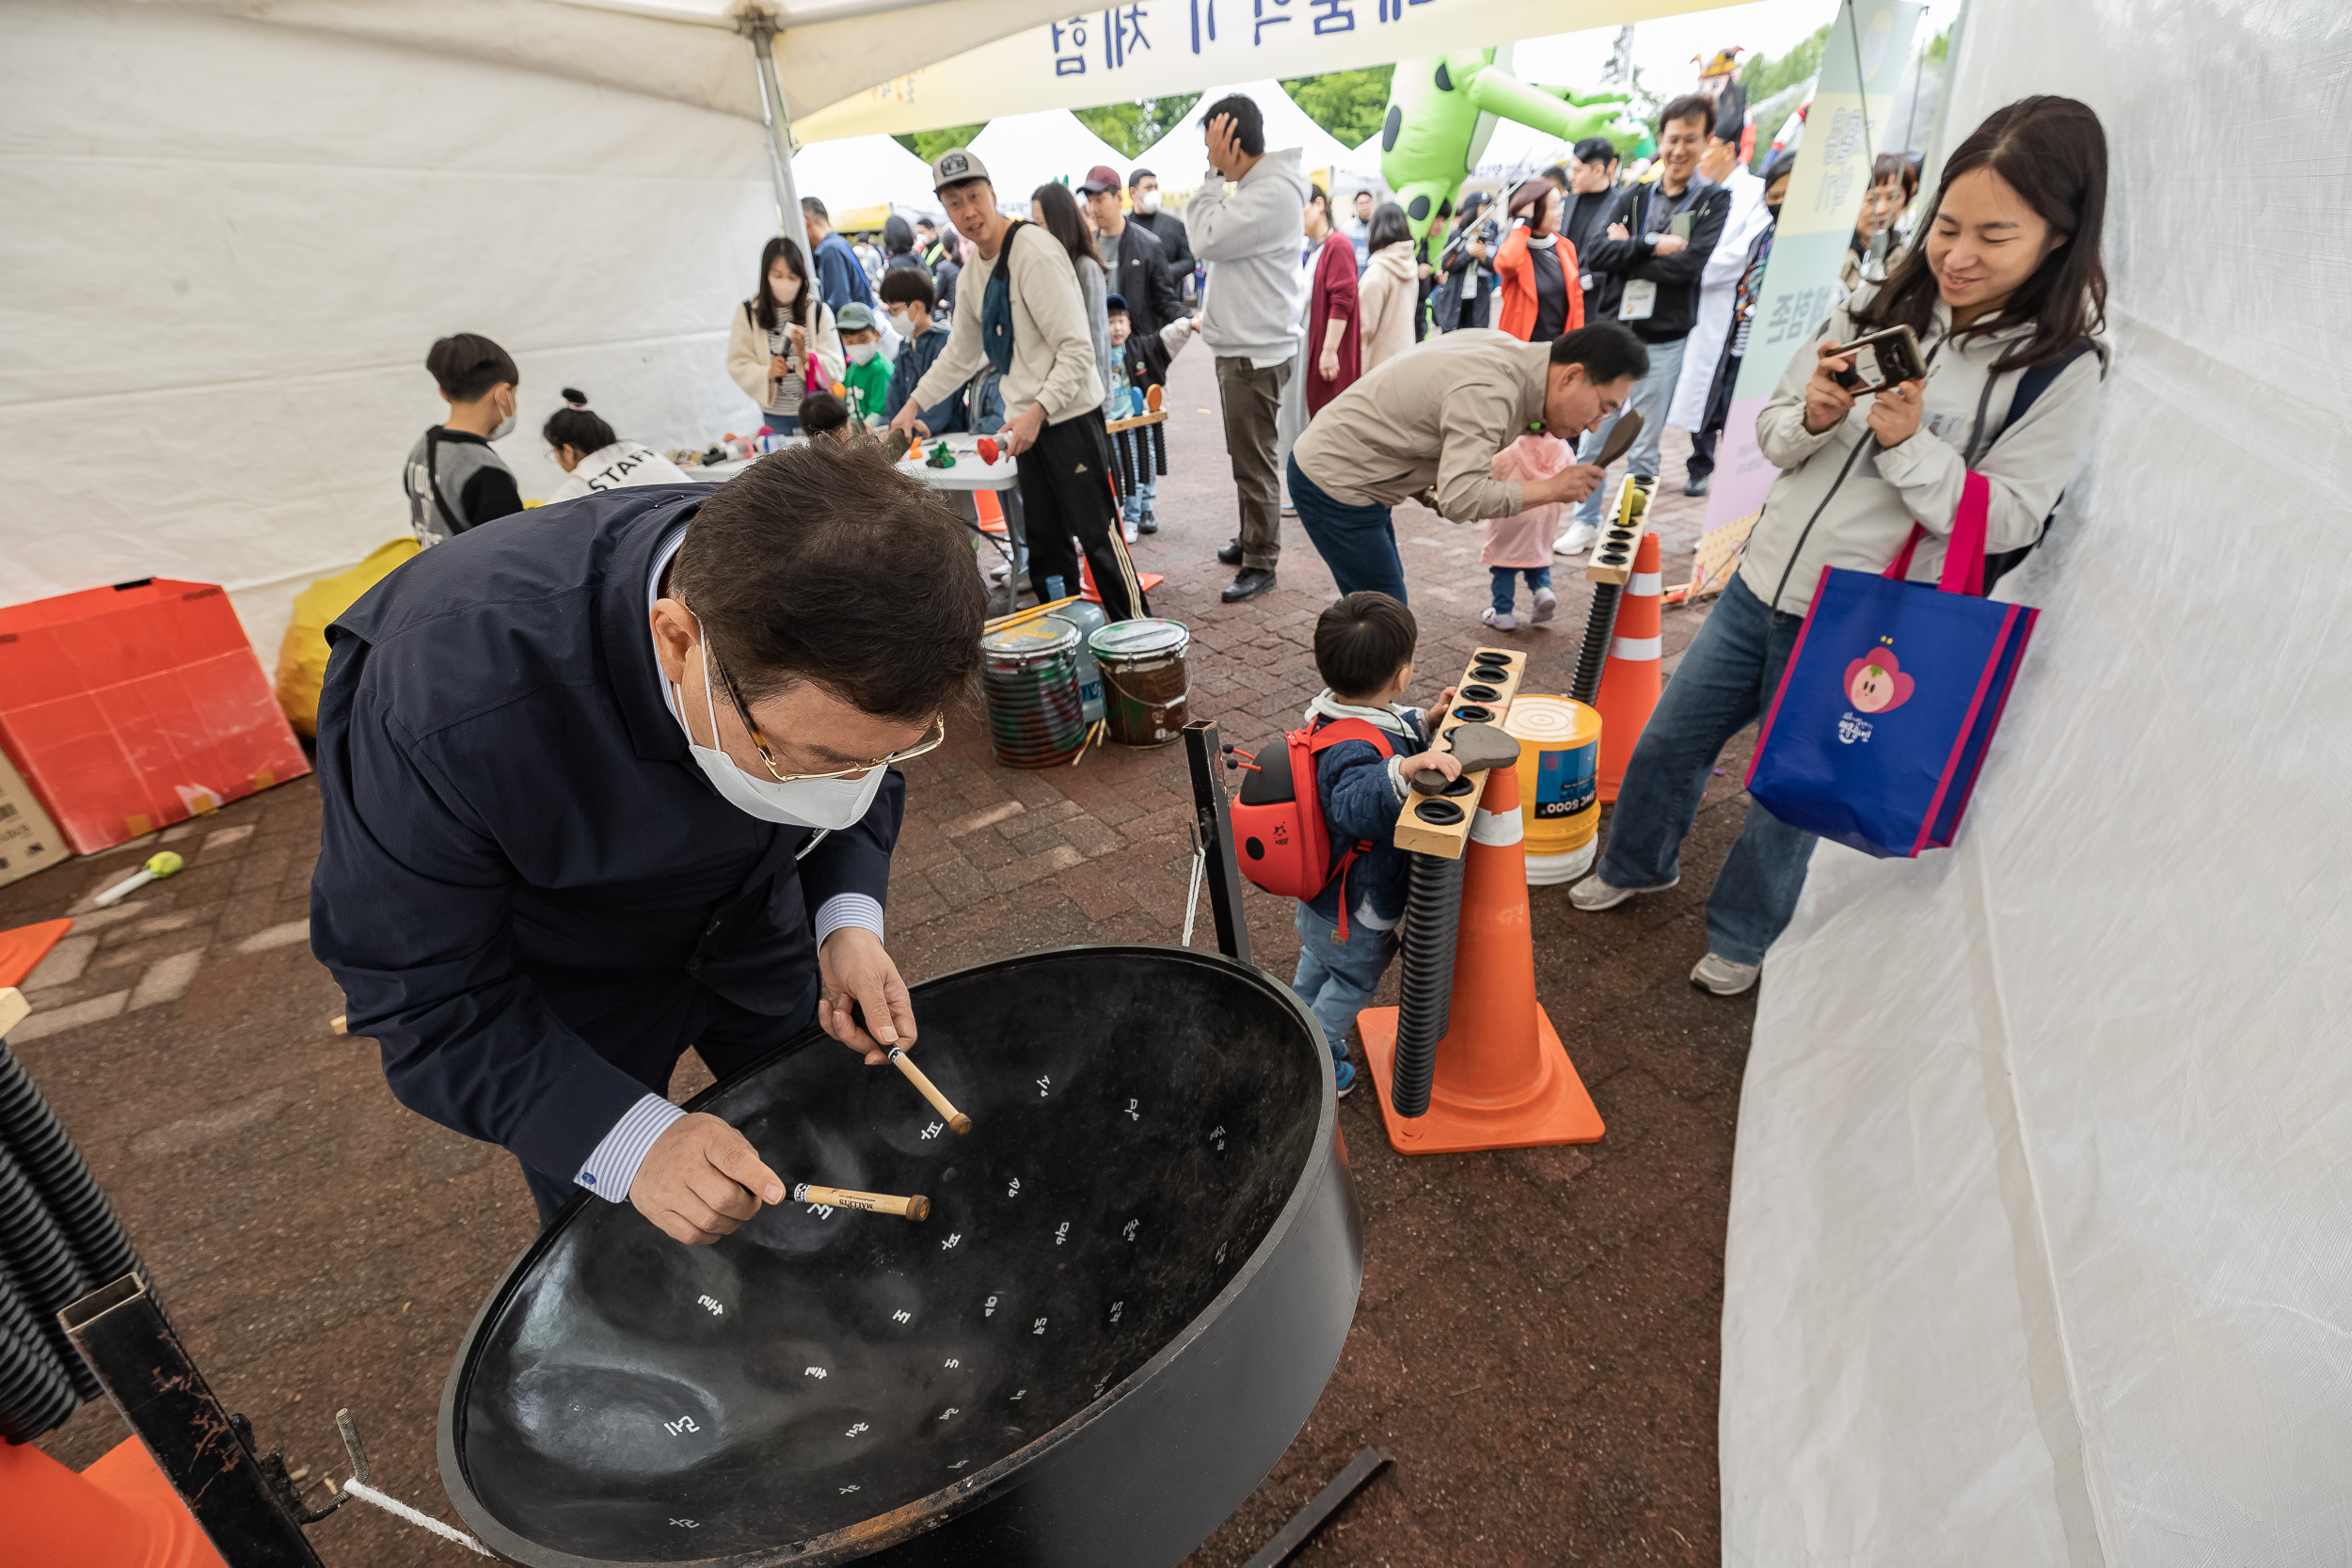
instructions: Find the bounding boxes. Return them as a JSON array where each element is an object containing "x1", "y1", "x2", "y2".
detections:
[
  {"x1": 1135, "y1": 82, "x2": 1357, "y2": 201},
  {"x1": 1, "y1": 0, "x2": 777, "y2": 660},
  {"x1": 1720, "y1": 0, "x2": 2352, "y2": 1564}
]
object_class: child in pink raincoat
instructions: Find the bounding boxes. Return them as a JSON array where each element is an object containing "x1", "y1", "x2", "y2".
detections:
[{"x1": 1481, "y1": 432, "x2": 1575, "y2": 630}]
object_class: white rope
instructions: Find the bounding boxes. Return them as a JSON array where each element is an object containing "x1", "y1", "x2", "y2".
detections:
[
  {"x1": 337, "y1": 1478, "x2": 495, "y2": 1557},
  {"x1": 1181, "y1": 840, "x2": 1206, "y2": 947}
]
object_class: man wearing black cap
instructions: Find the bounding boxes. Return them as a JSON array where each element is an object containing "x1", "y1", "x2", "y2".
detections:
[{"x1": 1080, "y1": 164, "x2": 1184, "y2": 340}]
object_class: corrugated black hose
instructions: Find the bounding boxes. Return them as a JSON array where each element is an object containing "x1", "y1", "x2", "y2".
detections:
[
  {"x1": 1568, "y1": 580, "x2": 1624, "y2": 706},
  {"x1": 0, "y1": 1139, "x2": 100, "y2": 1406},
  {"x1": 0, "y1": 1042, "x2": 139, "y2": 1290},
  {"x1": 1388, "y1": 849, "x2": 1466, "y2": 1118}
]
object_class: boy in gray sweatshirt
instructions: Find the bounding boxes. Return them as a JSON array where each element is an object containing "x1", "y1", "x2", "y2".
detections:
[{"x1": 1187, "y1": 93, "x2": 1311, "y2": 603}]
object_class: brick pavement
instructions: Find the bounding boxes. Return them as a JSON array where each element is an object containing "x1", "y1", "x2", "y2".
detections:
[{"x1": 9, "y1": 341, "x2": 1761, "y2": 1565}]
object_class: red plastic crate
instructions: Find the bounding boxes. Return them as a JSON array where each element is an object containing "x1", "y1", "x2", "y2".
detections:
[{"x1": 0, "y1": 578, "x2": 310, "y2": 854}]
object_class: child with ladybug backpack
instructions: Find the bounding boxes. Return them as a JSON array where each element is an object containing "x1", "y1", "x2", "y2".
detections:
[{"x1": 1233, "y1": 593, "x2": 1462, "y2": 1096}]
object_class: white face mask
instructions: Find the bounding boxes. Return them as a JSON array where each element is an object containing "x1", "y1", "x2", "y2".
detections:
[
  {"x1": 885, "y1": 308, "x2": 913, "y2": 336},
  {"x1": 678, "y1": 629, "x2": 886, "y2": 830},
  {"x1": 489, "y1": 411, "x2": 516, "y2": 441},
  {"x1": 846, "y1": 341, "x2": 880, "y2": 365},
  {"x1": 771, "y1": 274, "x2": 801, "y2": 306},
  {"x1": 1136, "y1": 189, "x2": 1161, "y2": 214}
]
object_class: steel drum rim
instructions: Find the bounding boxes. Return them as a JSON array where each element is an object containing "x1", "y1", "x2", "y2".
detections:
[{"x1": 437, "y1": 942, "x2": 1351, "y2": 1568}]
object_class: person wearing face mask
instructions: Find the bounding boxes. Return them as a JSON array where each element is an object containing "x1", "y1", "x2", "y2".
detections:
[
  {"x1": 1125, "y1": 168, "x2": 1196, "y2": 303},
  {"x1": 878, "y1": 268, "x2": 964, "y2": 436},
  {"x1": 834, "y1": 303, "x2": 894, "y2": 426},
  {"x1": 405, "y1": 332, "x2": 524, "y2": 547},
  {"x1": 725, "y1": 235, "x2": 845, "y2": 435},
  {"x1": 311, "y1": 440, "x2": 985, "y2": 1244}
]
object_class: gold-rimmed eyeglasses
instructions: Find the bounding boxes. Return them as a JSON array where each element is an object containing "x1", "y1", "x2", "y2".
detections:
[{"x1": 707, "y1": 641, "x2": 946, "y2": 782}]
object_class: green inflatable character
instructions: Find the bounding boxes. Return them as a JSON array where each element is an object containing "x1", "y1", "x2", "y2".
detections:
[{"x1": 1377, "y1": 47, "x2": 1653, "y2": 244}]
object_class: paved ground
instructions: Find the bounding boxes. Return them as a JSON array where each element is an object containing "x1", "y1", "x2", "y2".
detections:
[{"x1": 13, "y1": 341, "x2": 1763, "y2": 1565}]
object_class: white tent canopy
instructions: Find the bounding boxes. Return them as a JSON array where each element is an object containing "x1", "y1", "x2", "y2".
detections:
[
  {"x1": 966, "y1": 111, "x2": 1130, "y2": 207},
  {"x1": 791, "y1": 133, "x2": 941, "y2": 221},
  {"x1": 1135, "y1": 82, "x2": 1358, "y2": 200}
]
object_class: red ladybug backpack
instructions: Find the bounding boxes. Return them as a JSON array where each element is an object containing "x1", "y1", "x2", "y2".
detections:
[{"x1": 1229, "y1": 718, "x2": 1396, "y2": 939}]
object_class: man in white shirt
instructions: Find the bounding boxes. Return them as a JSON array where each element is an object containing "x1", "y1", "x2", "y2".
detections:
[
  {"x1": 1187, "y1": 92, "x2": 1311, "y2": 604},
  {"x1": 1670, "y1": 128, "x2": 1771, "y2": 497}
]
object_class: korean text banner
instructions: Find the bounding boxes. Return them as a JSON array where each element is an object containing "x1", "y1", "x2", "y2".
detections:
[
  {"x1": 1702, "y1": 0, "x2": 1921, "y2": 533},
  {"x1": 795, "y1": 0, "x2": 1713, "y2": 141}
]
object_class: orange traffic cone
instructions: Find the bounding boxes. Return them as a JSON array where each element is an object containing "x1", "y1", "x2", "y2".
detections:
[
  {"x1": 1594, "y1": 530, "x2": 1663, "y2": 802},
  {"x1": 1358, "y1": 764, "x2": 1606, "y2": 1155},
  {"x1": 1, "y1": 917, "x2": 72, "y2": 989},
  {"x1": 974, "y1": 488, "x2": 1008, "y2": 534},
  {"x1": 0, "y1": 1436, "x2": 230, "y2": 1568}
]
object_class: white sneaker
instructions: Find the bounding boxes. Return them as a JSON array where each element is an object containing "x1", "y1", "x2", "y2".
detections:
[
  {"x1": 1691, "y1": 952, "x2": 1760, "y2": 995},
  {"x1": 1555, "y1": 521, "x2": 1598, "y2": 557},
  {"x1": 1567, "y1": 871, "x2": 1678, "y2": 911},
  {"x1": 1481, "y1": 606, "x2": 1517, "y2": 632},
  {"x1": 1122, "y1": 518, "x2": 1138, "y2": 544},
  {"x1": 1531, "y1": 587, "x2": 1558, "y2": 625}
]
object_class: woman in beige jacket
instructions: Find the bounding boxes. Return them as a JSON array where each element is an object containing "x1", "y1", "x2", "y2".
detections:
[
  {"x1": 725, "y1": 236, "x2": 845, "y2": 434},
  {"x1": 1355, "y1": 202, "x2": 1421, "y2": 374}
]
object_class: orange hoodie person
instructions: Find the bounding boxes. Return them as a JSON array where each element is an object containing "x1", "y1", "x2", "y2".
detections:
[{"x1": 1493, "y1": 179, "x2": 1585, "y2": 342}]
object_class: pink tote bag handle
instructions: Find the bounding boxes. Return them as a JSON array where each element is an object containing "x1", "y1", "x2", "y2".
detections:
[{"x1": 1883, "y1": 470, "x2": 1991, "y2": 596}]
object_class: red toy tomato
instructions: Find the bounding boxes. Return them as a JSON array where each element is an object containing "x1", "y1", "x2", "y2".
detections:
[{"x1": 977, "y1": 437, "x2": 1000, "y2": 465}]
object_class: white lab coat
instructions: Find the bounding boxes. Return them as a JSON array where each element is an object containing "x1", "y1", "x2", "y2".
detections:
[{"x1": 1668, "y1": 164, "x2": 1771, "y2": 431}]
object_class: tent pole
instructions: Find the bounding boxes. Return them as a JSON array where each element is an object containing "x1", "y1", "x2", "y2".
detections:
[{"x1": 742, "y1": 14, "x2": 815, "y2": 271}]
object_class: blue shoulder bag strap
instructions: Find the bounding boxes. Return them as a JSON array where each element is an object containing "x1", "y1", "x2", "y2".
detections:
[{"x1": 1976, "y1": 336, "x2": 2104, "y2": 593}]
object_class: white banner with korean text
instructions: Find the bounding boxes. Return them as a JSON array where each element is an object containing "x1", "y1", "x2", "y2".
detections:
[
  {"x1": 1700, "y1": 0, "x2": 1922, "y2": 533},
  {"x1": 793, "y1": 0, "x2": 1716, "y2": 140}
]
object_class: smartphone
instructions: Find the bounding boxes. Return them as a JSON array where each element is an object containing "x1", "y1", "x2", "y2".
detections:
[
  {"x1": 1834, "y1": 325, "x2": 1928, "y2": 394},
  {"x1": 1669, "y1": 213, "x2": 1693, "y2": 241}
]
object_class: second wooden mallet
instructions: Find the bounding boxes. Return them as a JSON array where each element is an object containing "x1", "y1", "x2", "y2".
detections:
[
  {"x1": 792, "y1": 1183, "x2": 930, "y2": 1221},
  {"x1": 887, "y1": 1046, "x2": 972, "y2": 1134}
]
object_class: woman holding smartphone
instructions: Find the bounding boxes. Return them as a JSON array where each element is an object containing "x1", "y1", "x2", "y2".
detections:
[
  {"x1": 1570, "y1": 96, "x2": 2111, "y2": 997},
  {"x1": 725, "y1": 236, "x2": 844, "y2": 434}
]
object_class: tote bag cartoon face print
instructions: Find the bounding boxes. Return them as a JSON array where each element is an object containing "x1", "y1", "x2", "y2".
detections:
[{"x1": 1747, "y1": 475, "x2": 2040, "y2": 858}]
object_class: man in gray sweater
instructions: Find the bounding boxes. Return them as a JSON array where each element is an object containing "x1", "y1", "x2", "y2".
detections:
[
  {"x1": 1188, "y1": 93, "x2": 1311, "y2": 603},
  {"x1": 895, "y1": 147, "x2": 1147, "y2": 622},
  {"x1": 1288, "y1": 324, "x2": 1650, "y2": 601}
]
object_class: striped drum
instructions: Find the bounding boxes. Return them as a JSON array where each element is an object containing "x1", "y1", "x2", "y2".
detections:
[{"x1": 980, "y1": 616, "x2": 1089, "y2": 768}]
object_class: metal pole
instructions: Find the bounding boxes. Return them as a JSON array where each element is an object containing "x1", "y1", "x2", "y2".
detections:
[
  {"x1": 741, "y1": 14, "x2": 815, "y2": 273},
  {"x1": 1182, "y1": 721, "x2": 1252, "y2": 965},
  {"x1": 60, "y1": 1274, "x2": 331, "y2": 1566}
]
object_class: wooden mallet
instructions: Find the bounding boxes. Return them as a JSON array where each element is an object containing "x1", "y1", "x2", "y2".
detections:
[
  {"x1": 793, "y1": 1182, "x2": 930, "y2": 1221},
  {"x1": 888, "y1": 1046, "x2": 972, "y2": 1134}
]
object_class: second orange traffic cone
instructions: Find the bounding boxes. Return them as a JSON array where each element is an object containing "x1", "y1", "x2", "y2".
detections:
[
  {"x1": 1358, "y1": 763, "x2": 1606, "y2": 1155},
  {"x1": 1594, "y1": 529, "x2": 1663, "y2": 802}
]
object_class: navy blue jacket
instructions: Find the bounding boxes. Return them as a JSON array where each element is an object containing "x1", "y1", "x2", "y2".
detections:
[
  {"x1": 1303, "y1": 708, "x2": 1429, "y2": 929},
  {"x1": 884, "y1": 325, "x2": 966, "y2": 434},
  {"x1": 310, "y1": 488, "x2": 901, "y2": 1183},
  {"x1": 814, "y1": 231, "x2": 872, "y2": 313}
]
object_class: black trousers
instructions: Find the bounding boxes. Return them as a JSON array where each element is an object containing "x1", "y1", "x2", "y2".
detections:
[
  {"x1": 517, "y1": 981, "x2": 815, "y2": 1224},
  {"x1": 1018, "y1": 407, "x2": 1149, "y2": 622},
  {"x1": 1686, "y1": 347, "x2": 1743, "y2": 483}
]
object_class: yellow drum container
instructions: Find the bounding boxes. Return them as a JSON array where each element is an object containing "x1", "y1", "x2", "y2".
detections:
[{"x1": 1502, "y1": 696, "x2": 1602, "y2": 885}]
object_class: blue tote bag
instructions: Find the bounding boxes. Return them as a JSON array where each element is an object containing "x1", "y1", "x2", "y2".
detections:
[{"x1": 1745, "y1": 472, "x2": 2040, "y2": 858}]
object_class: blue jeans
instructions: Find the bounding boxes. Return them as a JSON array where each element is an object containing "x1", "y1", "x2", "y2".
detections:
[
  {"x1": 1574, "y1": 334, "x2": 1686, "y2": 526},
  {"x1": 1489, "y1": 566, "x2": 1551, "y2": 614},
  {"x1": 1121, "y1": 473, "x2": 1157, "y2": 524},
  {"x1": 1597, "y1": 572, "x2": 1817, "y2": 966},
  {"x1": 1290, "y1": 452, "x2": 1409, "y2": 603},
  {"x1": 1291, "y1": 902, "x2": 1398, "y2": 1055}
]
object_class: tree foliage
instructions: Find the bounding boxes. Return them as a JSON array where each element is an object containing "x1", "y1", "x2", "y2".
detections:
[
  {"x1": 1279, "y1": 66, "x2": 1394, "y2": 148},
  {"x1": 894, "y1": 124, "x2": 987, "y2": 165},
  {"x1": 1740, "y1": 23, "x2": 1831, "y2": 104},
  {"x1": 1072, "y1": 95, "x2": 1202, "y2": 158}
]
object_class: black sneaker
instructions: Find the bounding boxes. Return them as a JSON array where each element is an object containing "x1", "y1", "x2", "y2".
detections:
[
  {"x1": 1221, "y1": 567, "x2": 1277, "y2": 603},
  {"x1": 1138, "y1": 508, "x2": 1159, "y2": 535},
  {"x1": 1216, "y1": 538, "x2": 1244, "y2": 566},
  {"x1": 1683, "y1": 473, "x2": 1711, "y2": 497}
]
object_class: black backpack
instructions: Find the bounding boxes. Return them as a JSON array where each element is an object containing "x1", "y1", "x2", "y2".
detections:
[{"x1": 1974, "y1": 337, "x2": 2104, "y2": 592}]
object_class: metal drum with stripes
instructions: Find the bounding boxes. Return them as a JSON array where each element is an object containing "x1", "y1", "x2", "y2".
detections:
[{"x1": 979, "y1": 616, "x2": 1088, "y2": 768}]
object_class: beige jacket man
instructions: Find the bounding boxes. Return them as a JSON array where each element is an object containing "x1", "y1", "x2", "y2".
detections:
[
  {"x1": 905, "y1": 223, "x2": 1099, "y2": 427},
  {"x1": 1292, "y1": 329, "x2": 1555, "y2": 522}
]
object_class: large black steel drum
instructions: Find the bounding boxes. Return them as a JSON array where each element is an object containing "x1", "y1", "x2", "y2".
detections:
[{"x1": 438, "y1": 945, "x2": 1362, "y2": 1567}]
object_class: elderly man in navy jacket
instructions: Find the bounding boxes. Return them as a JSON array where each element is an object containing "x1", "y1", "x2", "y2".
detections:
[{"x1": 311, "y1": 442, "x2": 983, "y2": 1243}]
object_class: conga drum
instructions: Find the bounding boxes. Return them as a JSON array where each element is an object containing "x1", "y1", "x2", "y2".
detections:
[{"x1": 438, "y1": 946, "x2": 1362, "y2": 1567}]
